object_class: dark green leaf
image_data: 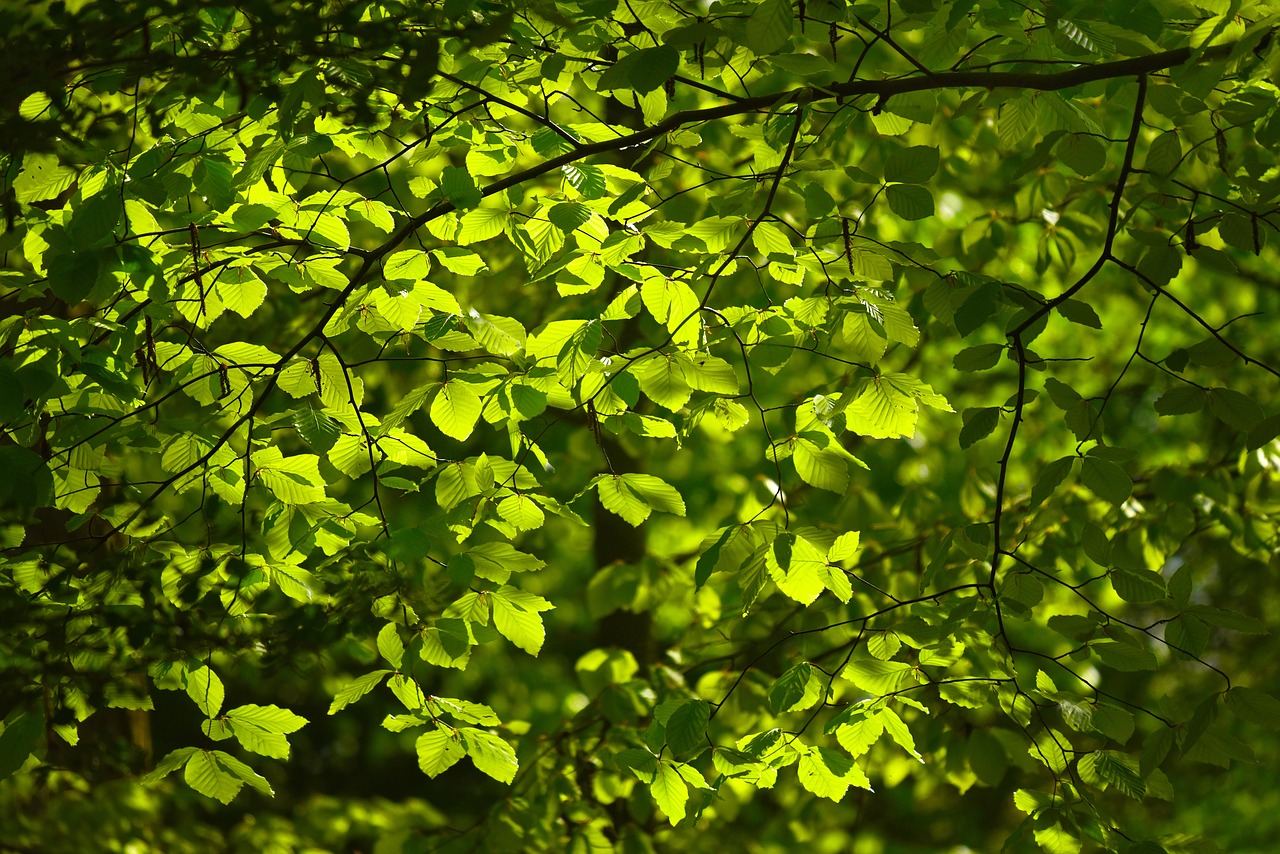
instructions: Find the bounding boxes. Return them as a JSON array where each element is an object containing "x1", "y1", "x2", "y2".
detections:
[
  {"x1": 1208, "y1": 388, "x2": 1264, "y2": 432},
  {"x1": 1225, "y1": 686, "x2": 1280, "y2": 729},
  {"x1": 959, "y1": 407, "x2": 1000, "y2": 449},
  {"x1": 952, "y1": 344, "x2": 1003, "y2": 372},
  {"x1": 629, "y1": 47, "x2": 681, "y2": 94},
  {"x1": 768, "y1": 663, "x2": 812, "y2": 714},
  {"x1": 1057, "y1": 133, "x2": 1107, "y2": 176},
  {"x1": 885, "y1": 184, "x2": 934, "y2": 220},
  {"x1": 1110, "y1": 569, "x2": 1166, "y2": 603},
  {"x1": 1030, "y1": 456, "x2": 1075, "y2": 507},
  {"x1": 0, "y1": 711, "x2": 43, "y2": 782},
  {"x1": 665, "y1": 700, "x2": 709, "y2": 755},
  {"x1": 1154, "y1": 386, "x2": 1207, "y2": 416},
  {"x1": 745, "y1": 0, "x2": 794, "y2": 55},
  {"x1": 1094, "y1": 641, "x2": 1158, "y2": 672},
  {"x1": 954, "y1": 282, "x2": 1003, "y2": 337},
  {"x1": 294, "y1": 407, "x2": 340, "y2": 452},
  {"x1": 1055, "y1": 299, "x2": 1102, "y2": 329},
  {"x1": 1081, "y1": 457, "x2": 1132, "y2": 506},
  {"x1": 695, "y1": 526, "x2": 735, "y2": 590},
  {"x1": 884, "y1": 146, "x2": 940, "y2": 183}
]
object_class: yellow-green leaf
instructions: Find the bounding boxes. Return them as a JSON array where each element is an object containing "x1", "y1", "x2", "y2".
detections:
[
  {"x1": 431, "y1": 382, "x2": 483, "y2": 441},
  {"x1": 650, "y1": 762, "x2": 689, "y2": 825}
]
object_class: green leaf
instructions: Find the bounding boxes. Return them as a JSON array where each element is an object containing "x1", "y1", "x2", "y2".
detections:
[
  {"x1": 226, "y1": 704, "x2": 308, "y2": 759},
  {"x1": 752, "y1": 221, "x2": 793, "y2": 259},
  {"x1": 14, "y1": 153, "x2": 76, "y2": 203},
  {"x1": 1093, "y1": 641, "x2": 1158, "y2": 672},
  {"x1": 1145, "y1": 130, "x2": 1181, "y2": 175},
  {"x1": 666, "y1": 700, "x2": 709, "y2": 755},
  {"x1": 293, "y1": 406, "x2": 340, "y2": 453},
  {"x1": 226, "y1": 704, "x2": 307, "y2": 734},
  {"x1": 184, "y1": 750, "x2": 271, "y2": 804},
  {"x1": 1057, "y1": 134, "x2": 1107, "y2": 176},
  {"x1": 885, "y1": 184, "x2": 934, "y2": 220},
  {"x1": 491, "y1": 586, "x2": 553, "y2": 655},
  {"x1": 455, "y1": 543, "x2": 546, "y2": 583},
  {"x1": 265, "y1": 562, "x2": 315, "y2": 602},
  {"x1": 844, "y1": 373, "x2": 951, "y2": 440},
  {"x1": 460, "y1": 727, "x2": 518, "y2": 783},
  {"x1": 1002, "y1": 571, "x2": 1043, "y2": 610},
  {"x1": 1091, "y1": 705, "x2": 1136, "y2": 745},
  {"x1": 969, "y1": 730, "x2": 1008, "y2": 785},
  {"x1": 328, "y1": 670, "x2": 391, "y2": 714},
  {"x1": 843, "y1": 658, "x2": 915, "y2": 695},
  {"x1": 685, "y1": 354, "x2": 739, "y2": 394},
  {"x1": 1081, "y1": 522, "x2": 1110, "y2": 566},
  {"x1": 650, "y1": 762, "x2": 689, "y2": 825},
  {"x1": 601, "y1": 46, "x2": 681, "y2": 94},
  {"x1": 999, "y1": 96, "x2": 1038, "y2": 148},
  {"x1": 497, "y1": 494, "x2": 546, "y2": 531},
  {"x1": 297, "y1": 212, "x2": 348, "y2": 249},
  {"x1": 18, "y1": 91, "x2": 51, "y2": 121},
  {"x1": 745, "y1": 0, "x2": 794, "y2": 56},
  {"x1": 186, "y1": 666, "x2": 225, "y2": 718},
  {"x1": 547, "y1": 202, "x2": 592, "y2": 233},
  {"x1": 562, "y1": 163, "x2": 606, "y2": 199},
  {"x1": 959, "y1": 407, "x2": 1000, "y2": 449},
  {"x1": 0, "y1": 711, "x2": 43, "y2": 782},
  {"x1": 953, "y1": 344, "x2": 1003, "y2": 372},
  {"x1": 884, "y1": 146, "x2": 940, "y2": 183},
  {"x1": 793, "y1": 437, "x2": 850, "y2": 492},
  {"x1": 1225, "y1": 686, "x2": 1280, "y2": 728},
  {"x1": 613, "y1": 747, "x2": 658, "y2": 783},
  {"x1": 377, "y1": 623, "x2": 404, "y2": 669},
  {"x1": 430, "y1": 382, "x2": 483, "y2": 441},
  {"x1": 1031, "y1": 456, "x2": 1074, "y2": 507},
  {"x1": 141, "y1": 748, "x2": 198, "y2": 784},
  {"x1": 1155, "y1": 386, "x2": 1207, "y2": 415},
  {"x1": 1247, "y1": 413, "x2": 1280, "y2": 449},
  {"x1": 1039, "y1": 381, "x2": 1080, "y2": 409},
  {"x1": 430, "y1": 697, "x2": 500, "y2": 726},
  {"x1": 217, "y1": 270, "x2": 268, "y2": 318},
  {"x1": 1056, "y1": 299, "x2": 1102, "y2": 329},
  {"x1": 695, "y1": 526, "x2": 735, "y2": 590},
  {"x1": 641, "y1": 275, "x2": 700, "y2": 347},
  {"x1": 1080, "y1": 457, "x2": 1131, "y2": 506},
  {"x1": 1208, "y1": 388, "x2": 1264, "y2": 431},
  {"x1": 458, "y1": 207, "x2": 509, "y2": 244},
  {"x1": 828, "y1": 531, "x2": 860, "y2": 563},
  {"x1": 416, "y1": 728, "x2": 466, "y2": 778},
  {"x1": 831, "y1": 716, "x2": 882, "y2": 761},
  {"x1": 1189, "y1": 605, "x2": 1266, "y2": 634},
  {"x1": 880, "y1": 708, "x2": 922, "y2": 761},
  {"x1": 1033, "y1": 825, "x2": 1082, "y2": 854},
  {"x1": 954, "y1": 281, "x2": 1003, "y2": 337},
  {"x1": 1013, "y1": 788, "x2": 1054, "y2": 815},
  {"x1": 766, "y1": 532, "x2": 827, "y2": 605},
  {"x1": 593, "y1": 474, "x2": 686, "y2": 526},
  {"x1": 798, "y1": 746, "x2": 865, "y2": 801},
  {"x1": 441, "y1": 166, "x2": 481, "y2": 209},
  {"x1": 1029, "y1": 729, "x2": 1069, "y2": 773},
  {"x1": 1111, "y1": 569, "x2": 1166, "y2": 603},
  {"x1": 769, "y1": 663, "x2": 813, "y2": 714},
  {"x1": 254, "y1": 451, "x2": 327, "y2": 505},
  {"x1": 1079, "y1": 750, "x2": 1145, "y2": 799}
]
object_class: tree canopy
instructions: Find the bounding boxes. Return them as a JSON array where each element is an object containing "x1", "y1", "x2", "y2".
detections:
[{"x1": 3, "y1": 0, "x2": 1280, "y2": 851}]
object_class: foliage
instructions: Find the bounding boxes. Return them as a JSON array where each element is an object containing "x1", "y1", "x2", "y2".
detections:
[{"x1": 4, "y1": 0, "x2": 1280, "y2": 851}]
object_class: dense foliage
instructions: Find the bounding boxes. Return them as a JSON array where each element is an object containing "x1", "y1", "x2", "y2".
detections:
[{"x1": 4, "y1": 1, "x2": 1280, "y2": 851}]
